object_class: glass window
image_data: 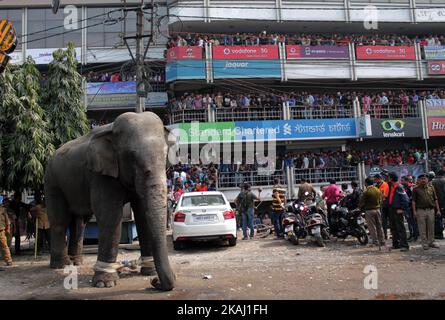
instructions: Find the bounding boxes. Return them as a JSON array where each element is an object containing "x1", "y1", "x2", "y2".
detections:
[
  {"x1": 27, "y1": 8, "x2": 81, "y2": 49},
  {"x1": 0, "y1": 9, "x2": 23, "y2": 49},
  {"x1": 87, "y1": 7, "x2": 126, "y2": 48},
  {"x1": 181, "y1": 195, "x2": 226, "y2": 207}
]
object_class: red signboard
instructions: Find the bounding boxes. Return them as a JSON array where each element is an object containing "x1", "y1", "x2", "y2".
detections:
[
  {"x1": 428, "y1": 61, "x2": 445, "y2": 75},
  {"x1": 212, "y1": 45, "x2": 279, "y2": 60},
  {"x1": 356, "y1": 45, "x2": 416, "y2": 60},
  {"x1": 166, "y1": 47, "x2": 202, "y2": 63},
  {"x1": 428, "y1": 117, "x2": 445, "y2": 136}
]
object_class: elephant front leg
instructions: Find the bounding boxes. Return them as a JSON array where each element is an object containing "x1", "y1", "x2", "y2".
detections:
[{"x1": 131, "y1": 201, "x2": 156, "y2": 276}]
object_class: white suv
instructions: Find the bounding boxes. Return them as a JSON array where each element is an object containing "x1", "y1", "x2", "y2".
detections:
[{"x1": 172, "y1": 191, "x2": 237, "y2": 250}]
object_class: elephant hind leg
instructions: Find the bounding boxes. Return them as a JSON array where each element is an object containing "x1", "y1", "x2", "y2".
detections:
[
  {"x1": 45, "y1": 191, "x2": 71, "y2": 269},
  {"x1": 68, "y1": 215, "x2": 89, "y2": 266}
]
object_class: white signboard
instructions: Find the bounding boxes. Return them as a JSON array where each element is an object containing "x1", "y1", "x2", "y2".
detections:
[
  {"x1": 26, "y1": 48, "x2": 81, "y2": 64},
  {"x1": 415, "y1": 8, "x2": 445, "y2": 22}
]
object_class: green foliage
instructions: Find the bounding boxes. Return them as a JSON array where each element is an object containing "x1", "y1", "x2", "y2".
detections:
[
  {"x1": 0, "y1": 59, "x2": 55, "y2": 192},
  {"x1": 44, "y1": 42, "x2": 89, "y2": 147}
]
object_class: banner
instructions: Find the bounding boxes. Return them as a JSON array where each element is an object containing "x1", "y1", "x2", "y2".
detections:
[
  {"x1": 166, "y1": 60, "x2": 206, "y2": 82},
  {"x1": 427, "y1": 117, "x2": 445, "y2": 136},
  {"x1": 426, "y1": 99, "x2": 445, "y2": 116},
  {"x1": 86, "y1": 81, "x2": 168, "y2": 109},
  {"x1": 169, "y1": 119, "x2": 357, "y2": 144},
  {"x1": 415, "y1": 8, "x2": 445, "y2": 22},
  {"x1": 166, "y1": 46, "x2": 203, "y2": 63},
  {"x1": 369, "y1": 118, "x2": 423, "y2": 138},
  {"x1": 286, "y1": 45, "x2": 349, "y2": 59},
  {"x1": 427, "y1": 61, "x2": 445, "y2": 75},
  {"x1": 213, "y1": 60, "x2": 281, "y2": 79},
  {"x1": 212, "y1": 45, "x2": 279, "y2": 60},
  {"x1": 356, "y1": 46, "x2": 416, "y2": 60},
  {"x1": 27, "y1": 47, "x2": 81, "y2": 64},
  {"x1": 424, "y1": 46, "x2": 445, "y2": 60},
  {"x1": 366, "y1": 165, "x2": 425, "y2": 180}
]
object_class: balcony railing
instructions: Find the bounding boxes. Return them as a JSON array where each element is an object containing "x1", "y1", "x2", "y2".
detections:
[
  {"x1": 170, "y1": 109, "x2": 208, "y2": 124},
  {"x1": 294, "y1": 166, "x2": 358, "y2": 184},
  {"x1": 289, "y1": 106, "x2": 353, "y2": 119},
  {"x1": 215, "y1": 106, "x2": 283, "y2": 122},
  {"x1": 218, "y1": 170, "x2": 285, "y2": 188},
  {"x1": 361, "y1": 104, "x2": 419, "y2": 118}
]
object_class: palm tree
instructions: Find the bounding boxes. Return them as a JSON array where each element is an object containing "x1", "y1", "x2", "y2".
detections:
[{"x1": 45, "y1": 42, "x2": 89, "y2": 148}]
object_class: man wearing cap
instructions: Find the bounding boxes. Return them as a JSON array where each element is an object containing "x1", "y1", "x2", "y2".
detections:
[
  {"x1": 387, "y1": 172, "x2": 410, "y2": 251},
  {"x1": 374, "y1": 174, "x2": 389, "y2": 239},
  {"x1": 431, "y1": 170, "x2": 445, "y2": 239},
  {"x1": 413, "y1": 173, "x2": 441, "y2": 250}
]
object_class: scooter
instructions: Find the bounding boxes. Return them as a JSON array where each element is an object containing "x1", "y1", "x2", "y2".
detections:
[{"x1": 283, "y1": 192, "x2": 329, "y2": 247}]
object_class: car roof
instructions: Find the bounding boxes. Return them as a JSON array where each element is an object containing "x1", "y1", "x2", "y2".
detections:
[{"x1": 181, "y1": 191, "x2": 224, "y2": 197}]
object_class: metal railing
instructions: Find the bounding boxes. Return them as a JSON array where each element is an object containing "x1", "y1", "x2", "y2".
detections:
[
  {"x1": 218, "y1": 170, "x2": 285, "y2": 188},
  {"x1": 169, "y1": 109, "x2": 208, "y2": 124},
  {"x1": 361, "y1": 104, "x2": 419, "y2": 118},
  {"x1": 294, "y1": 166, "x2": 358, "y2": 184},
  {"x1": 290, "y1": 106, "x2": 354, "y2": 119},
  {"x1": 215, "y1": 107, "x2": 283, "y2": 122}
]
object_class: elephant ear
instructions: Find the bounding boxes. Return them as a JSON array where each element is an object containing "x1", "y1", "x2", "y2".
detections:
[{"x1": 86, "y1": 124, "x2": 119, "y2": 178}]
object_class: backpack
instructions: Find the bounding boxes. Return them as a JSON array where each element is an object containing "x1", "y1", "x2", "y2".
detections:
[{"x1": 237, "y1": 191, "x2": 249, "y2": 213}]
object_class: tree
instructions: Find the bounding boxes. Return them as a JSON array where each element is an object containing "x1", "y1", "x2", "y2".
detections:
[
  {"x1": 0, "y1": 58, "x2": 55, "y2": 192},
  {"x1": 45, "y1": 42, "x2": 89, "y2": 148}
]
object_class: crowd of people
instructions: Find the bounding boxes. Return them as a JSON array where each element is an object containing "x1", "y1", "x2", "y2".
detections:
[
  {"x1": 167, "y1": 32, "x2": 445, "y2": 48},
  {"x1": 85, "y1": 71, "x2": 165, "y2": 84},
  {"x1": 169, "y1": 89, "x2": 444, "y2": 118}
]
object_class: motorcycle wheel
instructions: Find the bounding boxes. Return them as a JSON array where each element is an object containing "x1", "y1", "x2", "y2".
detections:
[
  {"x1": 289, "y1": 236, "x2": 299, "y2": 245},
  {"x1": 321, "y1": 228, "x2": 330, "y2": 241},
  {"x1": 355, "y1": 226, "x2": 369, "y2": 245},
  {"x1": 315, "y1": 235, "x2": 325, "y2": 247}
]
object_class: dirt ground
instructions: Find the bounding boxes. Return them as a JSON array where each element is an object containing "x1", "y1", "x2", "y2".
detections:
[{"x1": 1, "y1": 232, "x2": 445, "y2": 300}]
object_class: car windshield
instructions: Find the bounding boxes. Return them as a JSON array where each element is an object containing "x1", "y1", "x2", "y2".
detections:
[{"x1": 181, "y1": 195, "x2": 226, "y2": 207}]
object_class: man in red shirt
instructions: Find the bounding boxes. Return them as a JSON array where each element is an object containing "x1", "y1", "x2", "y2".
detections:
[
  {"x1": 322, "y1": 179, "x2": 344, "y2": 228},
  {"x1": 195, "y1": 182, "x2": 208, "y2": 192}
]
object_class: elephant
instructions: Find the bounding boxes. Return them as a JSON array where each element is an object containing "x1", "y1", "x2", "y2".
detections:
[{"x1": 44, "y1": 112, "x2": 175, "y2": 291}]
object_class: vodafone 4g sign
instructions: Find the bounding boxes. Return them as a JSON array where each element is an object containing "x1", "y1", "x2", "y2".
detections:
[
  {"x1": 166, "y1": 46, "x2": 203, "y2": 63},
  {"x1": 212, "y1": 45, "x2": 279, "y2": 60},
  {"x1": 428, "y1": 61, "x2": 445, "y2": 75},
  {"x1": 356, "y1": 46, "x2": 416, "y2": 60}
]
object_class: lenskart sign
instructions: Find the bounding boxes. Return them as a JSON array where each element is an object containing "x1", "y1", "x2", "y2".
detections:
[{"x1": 370, "y1": 118, "x2": 423, "y2": 138}]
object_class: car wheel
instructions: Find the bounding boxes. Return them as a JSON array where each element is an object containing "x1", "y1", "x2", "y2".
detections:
[
  {"x1": 228, "y1": 237, "x2": 237, "y2": 246},
  {"x1": 173, "y1": 240, "x2": 184, "y2": 250}
]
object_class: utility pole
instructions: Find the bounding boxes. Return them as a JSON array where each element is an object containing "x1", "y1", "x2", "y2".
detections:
[
  {"x1": 124, "y1": 0, "x2": 155, "y2": 113},
  {"x1": 135, "y1": 2, "x2": 145, "y2": 113}
]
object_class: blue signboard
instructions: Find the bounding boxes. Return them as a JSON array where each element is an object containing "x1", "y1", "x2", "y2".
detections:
[
  {"x1": 169, "y1": 118, "x2": 357, "y2": 144},
  {"x1": 424, "y1": 46, "x2": 445, "y2": 60},
  {"x1": 213, "y1": 60, "x2": 281, "y2": 79},
  {"x1": 166, "y1": 60, "x2": 206, "y2": 82},
  {"x1": 233, "y1": 119, "x2": 356, "y2": 141},
  {"x1": 87, "y1": 81, "x2": 137, "y2": 95}
]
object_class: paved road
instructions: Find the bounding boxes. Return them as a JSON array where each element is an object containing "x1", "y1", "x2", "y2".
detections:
[{"x1": 1, "y1": 233, "x2": 445, "y2": 300}]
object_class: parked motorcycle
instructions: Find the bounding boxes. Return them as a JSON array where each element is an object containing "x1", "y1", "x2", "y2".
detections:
[
  {"x1": 329, "y1": 200, "x2": 368, "y2": 245},
  {"x1": 283, "y1": 192, "x2": 329, "y2": 247}
]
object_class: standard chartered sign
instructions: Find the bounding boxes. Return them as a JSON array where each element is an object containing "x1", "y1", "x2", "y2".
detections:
[{"x1": 168, "y1": 119, "x2": 357, "y2": 144}]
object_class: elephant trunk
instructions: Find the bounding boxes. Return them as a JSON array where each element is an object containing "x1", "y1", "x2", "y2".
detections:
[{"x1": 138, "y1": 174, "x2": 175, "y2": 291}]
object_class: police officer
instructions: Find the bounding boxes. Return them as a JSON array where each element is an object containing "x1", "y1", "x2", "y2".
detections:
[
  {"x1": 412, "y1": 173, "x2": 441, "y2": 250},
  {"x1": 431, "y1": 170, "x2": 445, "y2": 239},
  {"x1": 387, "y1": 172, "x2": 410, "y2": 251},
  {"x1": 0, "y1": 200, "x2": 13, "y2": 266}
]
